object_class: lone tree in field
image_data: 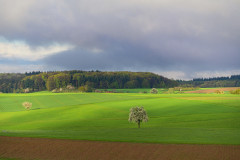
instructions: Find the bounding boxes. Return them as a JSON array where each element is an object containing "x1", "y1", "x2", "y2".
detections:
[
  {"x1": 150, "y1": 88, "x2": 158, "y2": 94},
  {"x1": 128, "y1": 106, "x2": 148, "y2": 128},
  {"x1": 22, "y1": 102, "x2": 32, "y2": 110}
]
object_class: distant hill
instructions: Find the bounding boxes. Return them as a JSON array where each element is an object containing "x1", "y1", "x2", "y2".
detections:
[
  {"x1": 0, "y1": 71, "x2": 178, "y2": 93},
  {"x1": 178, "y1": 75, "x2": 240, "y2": 88}
]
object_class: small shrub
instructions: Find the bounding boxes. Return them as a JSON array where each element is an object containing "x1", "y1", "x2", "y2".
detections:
[
  {"x1": 230, "y1": 89, "x2": 240, "y2": 94},
  {"x1": 66, "y1": 85, "x2": 75, "y2": 90},
  {"x1": 52, "y1": 88, "x2": 60, "y2": 93},
  {"x1": 22, "y1": 102, "x2": 32, "y2": 110},
  {"x1": 24, "y1": 88, "x2": 31, "y2": 93},
  {"x1": 168, "y1": 88, "x2": 175, "y2": 94},
  {"x1": 78, "y1": 86, "x2": 87, "y2": 92},
  {"x1": 215, "y1": 90, "x2": 224, "y2": 94},
  {"x1": 150, "y1": 88, "x2": 158, "y2": 94}
]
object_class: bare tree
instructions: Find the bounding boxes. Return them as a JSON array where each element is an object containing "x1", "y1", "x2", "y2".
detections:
[
  {"x1": 128, "y1": 106, "x2": 148, "y2": 128},
  {"x1": 22, "y1": 102, "x2": 32, "y2": 110}
]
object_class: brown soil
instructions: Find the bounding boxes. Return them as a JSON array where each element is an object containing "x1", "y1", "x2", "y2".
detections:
[
  {"x1": 1, "y1": 136, "x2": 240, "y2": 160},
  {"x1": 185, "y1": 87, "x2": 240, "y2": 94}
]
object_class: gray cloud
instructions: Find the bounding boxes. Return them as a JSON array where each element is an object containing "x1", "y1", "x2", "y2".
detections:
[{"x1": 0, "y1": 0, "x2": 240, "y2": 79}]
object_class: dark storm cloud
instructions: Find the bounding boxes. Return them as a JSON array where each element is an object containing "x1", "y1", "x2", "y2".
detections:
[
  {"x1": 44, "y1": 40, "x2": 168, "y2": 71},
  {"x1": 0, "y1": 0, "x2": 240, "y2": 79}
]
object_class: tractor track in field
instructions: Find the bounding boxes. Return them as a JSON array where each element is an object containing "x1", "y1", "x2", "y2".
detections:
[{"x1": 0, "y1": 136, "x2": 240, "y2": 160}]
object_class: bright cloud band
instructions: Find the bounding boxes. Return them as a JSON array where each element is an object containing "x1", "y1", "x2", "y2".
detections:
[{"x1": 0, "y1": 38, "x2": 74, "y2": 61}]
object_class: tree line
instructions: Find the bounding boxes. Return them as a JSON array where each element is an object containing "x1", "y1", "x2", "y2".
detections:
[
  {"x1": 0, "y1": 73, "x2": 25, "y2": 93},
  {"x1": 178, "y1": 75, "x2": 240, "y2": 88},
  {"x1": 0, "y1": 71, "x2": 178, "y2": 93},
  {"x1": 193, "y1": 75, "x2": 240, "y2": 81}
]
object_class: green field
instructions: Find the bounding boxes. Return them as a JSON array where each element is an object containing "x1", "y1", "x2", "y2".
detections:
[{"x1": 0, "y1": 91, "x2": 240, "y2": 144}]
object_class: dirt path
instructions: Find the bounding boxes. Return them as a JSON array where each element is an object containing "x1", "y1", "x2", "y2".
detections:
[{"x1": 0, "y1": 136, "x2": 240, "y2": 160}]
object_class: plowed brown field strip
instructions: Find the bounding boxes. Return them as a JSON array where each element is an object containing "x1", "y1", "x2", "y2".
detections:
[
  {"x1": 1, "y1": 136, "x2": 240, "y2": 160},
  {"x1": 185, "y1": 87, "x2": 240, "y2": 94}
]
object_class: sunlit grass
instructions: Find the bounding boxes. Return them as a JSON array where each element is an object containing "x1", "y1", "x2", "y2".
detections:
[{"x1": 0, "y1": 92, "x2": 239, "y2": 144}]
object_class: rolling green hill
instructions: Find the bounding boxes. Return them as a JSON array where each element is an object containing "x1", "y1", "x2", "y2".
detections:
[{"x1": 0, "y1": 92, "x2": 240, "y2": 144}]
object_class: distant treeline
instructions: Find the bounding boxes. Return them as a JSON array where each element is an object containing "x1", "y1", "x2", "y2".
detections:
[
  {"x1": 0, "y1": 73, "x2": 26, "y2": 93},
  {"x1": 0, "y1": 71, "x2": 178, "y2": 93},
  {"x1": 193, "y1": 75, "x2": 240, "y2": 81},
  {"x1": 178, "y1": 75, "x2": 240, "y2": 88}
]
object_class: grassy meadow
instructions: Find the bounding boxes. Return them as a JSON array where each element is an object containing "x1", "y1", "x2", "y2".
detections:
[{"x1": 0, "y1": 90, "x2": 240, "y2": 144}]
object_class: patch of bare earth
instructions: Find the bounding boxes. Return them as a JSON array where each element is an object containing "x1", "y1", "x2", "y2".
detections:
[
  {"x1": 0, "y1": 136, "x2": 240, "y2": 160},
  {"x1": 185, "y1": 87, "x2": 240, "y2": 94}
]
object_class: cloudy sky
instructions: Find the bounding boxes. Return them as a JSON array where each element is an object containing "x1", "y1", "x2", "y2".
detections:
[{"x1": 0, "y1": 0, "x2": 239, "y2": 79}]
